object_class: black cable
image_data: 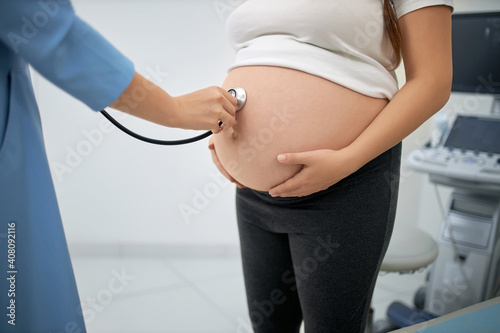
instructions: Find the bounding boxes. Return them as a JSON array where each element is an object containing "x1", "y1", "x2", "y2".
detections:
[
  {"x1": 99, "y1": 88, "x2": 245, "y2": 146},
  {"x1": 100, "y1": 110, "x2": 212, "y2": 145}
]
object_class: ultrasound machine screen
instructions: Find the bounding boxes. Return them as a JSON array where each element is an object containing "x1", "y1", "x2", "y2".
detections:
[
  {"x1": 451, "y1": 12, "x2": 500, "y2": 95},
  {"x1": 443, "y1": 116, "x2": 500, "y2": 154}
]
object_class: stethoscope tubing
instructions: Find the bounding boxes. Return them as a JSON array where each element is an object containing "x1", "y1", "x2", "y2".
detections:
[
  {"x1": 100, "y1": 110, "x2": 213, "y2": 145},
  {"x1": 99, "y1": 88, "x2": 246, "y2": 146}
]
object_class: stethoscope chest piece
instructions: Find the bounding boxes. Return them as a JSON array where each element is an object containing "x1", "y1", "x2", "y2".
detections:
[{"x1": 228, "y1": 87, "x2": 247, "y2": 111}]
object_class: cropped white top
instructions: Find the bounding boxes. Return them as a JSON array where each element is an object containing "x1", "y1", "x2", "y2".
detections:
[{"x1": 226, "y1": 0, "x2": 453, "y2": 100}]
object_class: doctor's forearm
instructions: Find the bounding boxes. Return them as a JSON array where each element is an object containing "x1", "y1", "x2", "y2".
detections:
[
  {"x1": 109, "y1": 72, "x2": 179, "y2": 127},
  {"x1": 108, "y1": 72, "x2": 237, "y2": 133}
]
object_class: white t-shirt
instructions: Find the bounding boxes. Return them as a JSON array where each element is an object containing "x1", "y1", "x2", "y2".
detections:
[{"x1": 226, "y1": 0, "x2": 453, "y2": 100}]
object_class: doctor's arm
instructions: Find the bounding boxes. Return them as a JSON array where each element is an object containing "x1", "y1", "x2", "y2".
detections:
[
  {"x1": 268, "y1": 5, "x2": 453, "y2": 197},
  {"x1": 0, "y1": 0, "x2": 235, "y2": 133},
  {"x1": 109, "y1": 72, "x2": 237, "y2": 133}
]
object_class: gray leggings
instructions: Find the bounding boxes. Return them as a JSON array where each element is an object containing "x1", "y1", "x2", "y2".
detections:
[{"x1": 236, "y1": 143, "x2": 402, "y2": 333}]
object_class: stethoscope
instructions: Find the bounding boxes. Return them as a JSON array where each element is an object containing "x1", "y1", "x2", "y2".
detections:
[{"x1": 100, "y1": 88, "x2": 247, "y2": 145}]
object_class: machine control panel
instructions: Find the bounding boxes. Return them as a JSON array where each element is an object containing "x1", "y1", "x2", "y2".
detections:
[{"x1": 407, "y1": 115, "x2": 500, "y2": 190}]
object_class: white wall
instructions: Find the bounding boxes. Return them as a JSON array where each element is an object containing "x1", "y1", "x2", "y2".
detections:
[
  {"x1": 33, "y1": 0, "x2": 244, "y2": 255},
  {"x1": 31, "y1": 0, "x2": 500, "y2": 255}
]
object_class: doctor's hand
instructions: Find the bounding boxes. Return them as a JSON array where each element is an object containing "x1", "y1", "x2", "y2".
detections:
[
  {"x1": 110, "y1": 72, "x2": 237, "y2": 134},
  {"x1": 208, "y1": 138, "x2": 245, "y2": 188},
  {"x1": 173, "y1": 87, "x2": 237, "y2": 133},
  {"x1": 268, "y1": 149, "x2": 359, "y2": 197}
]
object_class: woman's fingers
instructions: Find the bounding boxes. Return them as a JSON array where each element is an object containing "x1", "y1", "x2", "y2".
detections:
[{"x1": 208, "y1": 140, "x2": 245, "y2": 188}]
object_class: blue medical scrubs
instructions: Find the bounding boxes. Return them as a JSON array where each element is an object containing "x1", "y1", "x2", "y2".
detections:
[{"x1": 0, "y1": 1, "x2": 134, "y2": 331}]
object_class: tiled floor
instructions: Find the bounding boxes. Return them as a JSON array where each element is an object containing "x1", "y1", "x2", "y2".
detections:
[{"x1": 72, "y1": 255, "x2": 429, "y2": 333}]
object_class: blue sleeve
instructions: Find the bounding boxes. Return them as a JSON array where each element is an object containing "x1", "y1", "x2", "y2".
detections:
[{"x1": 0, "y1": 0, "x2": 135, "y2": 110}]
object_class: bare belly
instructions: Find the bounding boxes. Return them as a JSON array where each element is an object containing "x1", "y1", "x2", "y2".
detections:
[{"x1": 213, "y1": 66, "x2": 389, "y2": 191}]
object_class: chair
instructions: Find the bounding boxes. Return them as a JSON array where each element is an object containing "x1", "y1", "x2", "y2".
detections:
[
  {"x1": 366, "y1": 223, "x2": 439, "y2": 333},
  {"x1": 381, "y1": 223, "x2": 438, "y2": 274}
]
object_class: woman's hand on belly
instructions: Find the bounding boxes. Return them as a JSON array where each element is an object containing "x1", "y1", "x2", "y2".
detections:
[
  {"x1": 208, "y1": 137, "x2": 245, "y2": 188},
  {"x1": 268, "y1": 148, "x2": 359, "y2": 197},
  {"x1": 211, "y1": 66, "x2": 388, "y2": 192}
]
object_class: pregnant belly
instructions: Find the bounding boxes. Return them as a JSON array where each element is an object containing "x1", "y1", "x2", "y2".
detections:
[{"x1": 213, "y1": 66, "x2": 389, "y2": 191}]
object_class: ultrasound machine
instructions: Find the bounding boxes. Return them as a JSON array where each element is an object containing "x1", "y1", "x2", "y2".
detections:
[
  {"x1": 390, "y1": 10, "x2": 500, "y2": 329},
  {"x1": 407, "y1": 113, "x2": 500, "y2": 315}
]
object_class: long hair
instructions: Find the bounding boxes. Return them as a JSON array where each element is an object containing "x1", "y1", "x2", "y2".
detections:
[{"x1": 383, "y1": 0, "x2": 403, "y2": 69}]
